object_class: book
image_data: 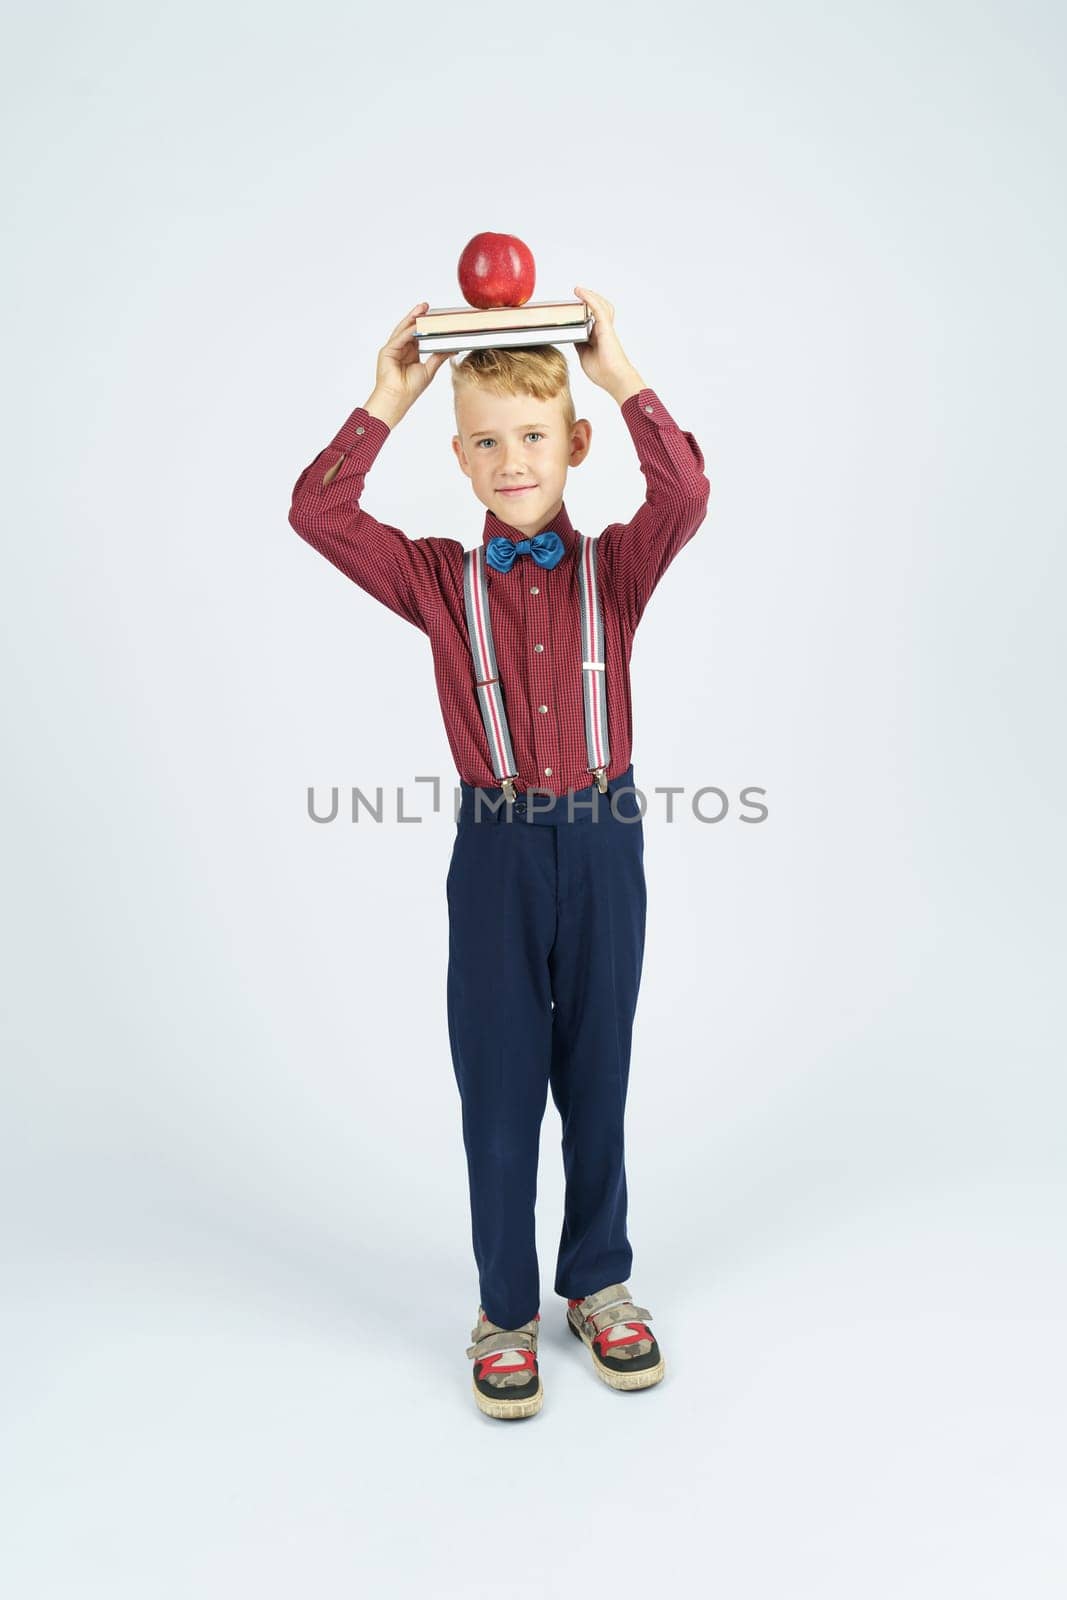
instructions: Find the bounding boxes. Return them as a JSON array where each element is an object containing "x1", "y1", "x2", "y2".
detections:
[
  {"x1": 415, "y1": 299, "x2": 588, "y2": 335},
  {"x1": 416, "y1": 319, "x2": 592, "y2": 354}
]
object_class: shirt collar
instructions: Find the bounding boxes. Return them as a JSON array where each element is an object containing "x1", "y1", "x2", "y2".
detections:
[{"x1": 481, "y1": 500, "x2": 577, "y2": 559}]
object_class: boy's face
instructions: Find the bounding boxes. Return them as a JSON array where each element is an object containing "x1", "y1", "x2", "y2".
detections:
[{"x1": 451, "y1": 386, "x2": 592, "y2": 537}]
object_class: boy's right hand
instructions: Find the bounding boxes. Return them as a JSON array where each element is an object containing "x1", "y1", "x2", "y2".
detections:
[{"x1": 366, "y1": 302, "x2": 451, "y2": 424}]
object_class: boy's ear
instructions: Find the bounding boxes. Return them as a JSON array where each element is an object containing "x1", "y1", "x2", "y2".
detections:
[
  {"x1": 451, "y1": 434, "x2": 470, "y2": 476},
  {"x1": 570, "y1": 419, "x2": 593, "y2": 465}
]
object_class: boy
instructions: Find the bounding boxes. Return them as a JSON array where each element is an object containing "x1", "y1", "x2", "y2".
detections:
[{"x1": 288, "y1": 286, "x2": 710, "y2": 1420}]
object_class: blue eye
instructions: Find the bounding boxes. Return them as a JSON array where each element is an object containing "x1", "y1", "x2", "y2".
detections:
[{"x1": 475, "y1": 432, "x2": 544, "y2": 449}]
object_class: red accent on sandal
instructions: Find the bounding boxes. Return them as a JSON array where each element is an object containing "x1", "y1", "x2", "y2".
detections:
[
  {"x1": 593, "y1": 1321, "x2": 652, "y2": 1355},
  {"x1": 476, "y1": 1349, "x2": 537, "y2": 1380}
]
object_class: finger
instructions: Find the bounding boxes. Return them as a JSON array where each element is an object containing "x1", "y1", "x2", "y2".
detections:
[
  {"x1": 389, "y1": 302, "x2": 428, "y2": 339},
  {"x1": 575, "y1": 286, "x2": 613, "y2": 318},
  {"x1": 386, "y1": 321, "x2": 422, "y2": 350}
]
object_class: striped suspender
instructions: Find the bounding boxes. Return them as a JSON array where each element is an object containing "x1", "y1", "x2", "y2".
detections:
[
  {"x1": 462, "y1": 544, "x2": 520, "y2": 801},
  {"x1": 460, "y1": 535, "x2": 611, "y2": 799},
  {"x1": 577, "y1": 532, "x2": 611, "y2": 792}
]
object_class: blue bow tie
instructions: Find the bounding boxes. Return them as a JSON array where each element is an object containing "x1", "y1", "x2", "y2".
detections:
[{"x1": 485, "y1": 529, "x2": 565, "y2": 573}]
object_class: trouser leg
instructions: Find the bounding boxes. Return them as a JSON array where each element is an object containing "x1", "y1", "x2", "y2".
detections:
[
  {"x1": 445, "y1": 818, "x2": 556, "y2": 1330},
  {"x1": 548, "y1": 791, "x2": 647, "y2": 1299}
]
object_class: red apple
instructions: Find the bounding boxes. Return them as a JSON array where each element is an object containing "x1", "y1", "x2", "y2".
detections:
[{"x1": 458, "y1": 232, "x2": 536, "y2": 309}]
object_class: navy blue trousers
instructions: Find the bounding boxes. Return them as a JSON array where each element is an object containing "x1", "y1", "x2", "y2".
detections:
[{"x1": 445, "y1": 761, "x2": 647, "y2": 1331}]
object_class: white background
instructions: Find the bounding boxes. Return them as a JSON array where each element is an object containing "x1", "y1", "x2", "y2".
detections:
[{"x1": 2, "y1": 1, "x2": 1065, "y2": 1594}]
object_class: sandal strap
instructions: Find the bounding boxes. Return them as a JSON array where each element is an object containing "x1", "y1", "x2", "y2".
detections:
[
  {"x1": 466, "y1": 1313, "x2": 540, "y2": 1361},
  {"x1": 465, "y1": 1329, "x2": 538, "y2": 1361},
  {"x1": 570, "y1": 1281, "x2": 653, "y2": 1336},
  {"x1": 580, "y1": 1302, "x2": 653, "y2": 1336},
  {"x1": 573, "y1": 1282, "x2": 634, "y2": 1317}
]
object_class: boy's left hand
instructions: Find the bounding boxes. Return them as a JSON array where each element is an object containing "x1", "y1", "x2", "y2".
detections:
[{"x1": 572, "y1": 286, "x2": 643, "y2": 396}]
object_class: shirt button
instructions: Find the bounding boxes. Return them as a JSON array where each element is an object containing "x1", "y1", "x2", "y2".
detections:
[
  {"x1": 538, "y1": 704, "x2": 548, "y2": 714},
  {"x1": 529, "y1": 585, "x2": 539, "y2": 595},
  {"x1": 356, "y1": 425, "x2": 365, "y2": 434},
  {"x1": 534, "y1": 643, "x2": 544, "y2": 652},
  {"x1": 544, "y1": 767, "x2": 553, "y2": 776},
  {"x1": 643, "y1": 405, "x2": 653, "y2": 414}
]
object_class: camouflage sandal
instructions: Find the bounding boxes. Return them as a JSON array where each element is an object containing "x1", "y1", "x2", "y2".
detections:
[
  {"x1": 466, "y1": 1309, "x2": 543, "y2": 1420},
  {"x1": 566, "y1": 1282, "x2": 665, "y2": 1390}
]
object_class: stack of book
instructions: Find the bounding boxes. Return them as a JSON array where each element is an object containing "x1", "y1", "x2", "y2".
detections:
[{"x1": 414, "y1": 299, "x2": 592, "y2": 355}]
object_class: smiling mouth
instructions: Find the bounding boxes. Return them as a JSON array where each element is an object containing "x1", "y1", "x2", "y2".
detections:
[{"x1": 498, "y1": 485, "x2": 537, "y2": 494}]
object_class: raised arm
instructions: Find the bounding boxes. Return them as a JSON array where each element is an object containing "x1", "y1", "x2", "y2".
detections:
[
  {"x1": 569, "y1": 285, "x2": 711, "y2": 633},
  {"x1": 596, "y1": 387, "x2": 711, "y2": 633},
  {"x1": 287, "y1": 302, "x2": 454, "y2": 633}
]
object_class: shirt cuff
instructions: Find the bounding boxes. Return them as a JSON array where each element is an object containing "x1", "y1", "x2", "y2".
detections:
[
  {"x1": 619, "y1": 387, "x2": 708, "y2": 481},
  {"x1": 326, "y1": 405, "x2": 393, "y2": 468},
  {"x1": 620, "y1": 387, "x2": 677, "y2": 431}
]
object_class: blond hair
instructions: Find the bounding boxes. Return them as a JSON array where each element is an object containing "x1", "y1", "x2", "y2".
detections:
[{"x1": 451, "y1": 345, "x2": 576, "y2": 434}]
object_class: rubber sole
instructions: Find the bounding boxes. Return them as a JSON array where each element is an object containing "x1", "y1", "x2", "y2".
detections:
[
  {"x1": 472, "y1": 1375, "x2": 544, "y2": 1420},
  {"x1": 567, "y1": 1313, "x2": 666, "y2": 1390}
]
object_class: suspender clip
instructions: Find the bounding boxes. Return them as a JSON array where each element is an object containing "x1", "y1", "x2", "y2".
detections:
[
  {"x1": 593, "y1": 766, "x2": 608, "y2": 794},
  {"x1": 501, "y1": 777, "x2": 517, "y2": 804}
]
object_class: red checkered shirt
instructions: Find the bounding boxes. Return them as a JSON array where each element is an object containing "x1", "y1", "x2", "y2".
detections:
[{"x1": 288, "y1": 387, "x2": 710, "y2": 797}]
